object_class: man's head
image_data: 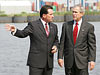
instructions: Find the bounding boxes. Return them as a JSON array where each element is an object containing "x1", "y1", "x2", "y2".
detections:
[
  {"x1": 72, "y1": 5, "x2": 85, "y2": 22},
  {"x1": 40, "y1": 5, "x2": 54, "y2": 23}
]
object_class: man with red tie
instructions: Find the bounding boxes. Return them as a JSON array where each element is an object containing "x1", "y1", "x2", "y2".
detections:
[
  {"x1": 5, "y1": 5, "x2": 59, "y2": 75},
  {"x1": 58, "y1": 5, "x2": 96, "y2": 75}
]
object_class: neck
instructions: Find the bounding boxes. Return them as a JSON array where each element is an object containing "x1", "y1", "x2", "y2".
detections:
[
  {"x1": 76, "y1": 18, "x2": 82, "y2": 22},
  {"x1": 41, "y1": 18, "x2": 48, "y2": 23}
]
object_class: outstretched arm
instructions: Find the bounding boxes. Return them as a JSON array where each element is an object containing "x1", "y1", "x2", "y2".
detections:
[{"x1": 5, "y1": 22, "x2": 33, "y2": 38}]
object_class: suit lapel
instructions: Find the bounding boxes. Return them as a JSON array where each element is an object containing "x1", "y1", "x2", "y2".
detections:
[
  {"x1": 37, "y1": 19, "x2": 53, "y2": 38},
  {"x1": 37, "y1": 19, "x2": 47, "y2": 36},
  {"x1": 75, "y1": 21, "x2": 86, "y2": 46}
]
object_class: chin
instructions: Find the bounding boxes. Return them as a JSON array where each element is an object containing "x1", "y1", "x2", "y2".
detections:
[{"x1": 50, "y1": 20, "x2": 52, "y2": 22}]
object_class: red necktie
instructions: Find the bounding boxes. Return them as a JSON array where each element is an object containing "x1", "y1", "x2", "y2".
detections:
[
  {"x1": 45, "y1": 23, "x2": 49, "y2": 36},
  {"x1": 73, "y1": 22, "x2": 78, "y2": 45}
]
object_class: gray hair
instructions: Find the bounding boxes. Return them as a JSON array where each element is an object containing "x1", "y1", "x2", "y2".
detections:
[{"x1": 72, "y1": 4, "x2": 85, "y2": 13}]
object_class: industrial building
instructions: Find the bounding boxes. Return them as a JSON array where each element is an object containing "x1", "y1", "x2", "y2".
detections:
[{"x1": 0, "y1": 1, "x2": 32, "y2": 14}]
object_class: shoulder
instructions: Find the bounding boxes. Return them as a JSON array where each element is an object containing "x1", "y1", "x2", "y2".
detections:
[
  {"x1": 63, "y1": 20, "x2": 73, "y2": 27},
  {"x1": 28, "y1": 19, "x2": 41, "y2": 26},
  {"x1": 29, "y1": 19, "x2": 40, "y2": 24},
  {"x1": 83, "y1": 21, "x2": 94, "y2": 27},
  {"x1": 49, "y1": 22, "x2": 57, "y2": 28},
  {"x1": 82, "y1": 21, "x2": 95, "y2": 32},
  {"x1": 50, "y1": 22, "x2": 57, "y2": 25}
]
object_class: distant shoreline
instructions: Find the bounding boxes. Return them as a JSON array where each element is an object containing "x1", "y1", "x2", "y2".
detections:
[{"x1": 0, "y1": 15, "x2": 100, "y2": 23}]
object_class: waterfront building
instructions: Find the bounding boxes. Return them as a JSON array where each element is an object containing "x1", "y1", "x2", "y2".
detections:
[{"x1": 0, "y1": 1, "x2": 32, "y2": 14}]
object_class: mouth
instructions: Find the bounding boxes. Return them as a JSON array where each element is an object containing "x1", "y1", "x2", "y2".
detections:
[{"x1": 73, "y1": 16, "x2": 75, "y2": 18}]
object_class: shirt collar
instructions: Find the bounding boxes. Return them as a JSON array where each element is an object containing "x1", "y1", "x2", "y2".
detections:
[
  {"x1": 74, "y1": 18, "x2": 82, "y2": 25},
  {"x1": 40, "y1": 18, "x2": 47, "y2": 25}
]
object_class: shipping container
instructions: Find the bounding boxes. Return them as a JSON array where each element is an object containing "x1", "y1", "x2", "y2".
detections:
[
  {"x1": 45, "y1": 2, "x2": 53, "y2": 5},
  {"x1": 32, "y1": 2, "x2": 34, "y2": 11},
  {"x1": 53, "y1": 2, "x2": 58, "y2": 7},
  {"x1": 53, "y1": 6, "x2": 56, "y2": 12},
  {"x1": 40, "y1": 1, "x2": 45, "y2": 8}
]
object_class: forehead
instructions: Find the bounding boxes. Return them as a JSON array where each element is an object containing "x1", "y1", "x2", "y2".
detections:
[
  {"x1": 47, "y1": 9, "x2": 53, "y2": 14},
  {"x1": 72, "y1": 6, "x2": 80, "y2": 12}
]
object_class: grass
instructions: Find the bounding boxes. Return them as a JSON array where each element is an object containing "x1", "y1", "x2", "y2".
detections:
[{"x1": 85, "y1": 11, "x2": 100, "y2": 15}]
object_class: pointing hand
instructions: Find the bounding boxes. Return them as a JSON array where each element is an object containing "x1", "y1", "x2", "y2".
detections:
[{"x1": 5, "y1": 24, "x2": 15, "y2": 32}]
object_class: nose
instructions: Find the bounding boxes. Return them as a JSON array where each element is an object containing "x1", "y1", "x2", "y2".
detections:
[{"x1": 73, "y1": 12, "x2": 75, "y2": 15}]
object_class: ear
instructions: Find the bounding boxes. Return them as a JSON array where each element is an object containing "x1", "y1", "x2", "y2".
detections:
[
  {"x1": 43, "y1": 14, "x2": 46, "y2": 18},
  {"x1": 81, "y1": 12, "x2": 84, "y2": 16}
]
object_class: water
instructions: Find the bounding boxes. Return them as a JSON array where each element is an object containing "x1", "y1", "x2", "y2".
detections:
[{"x1": 0, "y1": 22, "x2": 100, "y2": 75}]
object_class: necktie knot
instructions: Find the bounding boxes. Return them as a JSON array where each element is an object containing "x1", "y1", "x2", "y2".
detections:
[
  {"x1": 76, "y1": 22, "x2": 78, "y2": 26},
  {"x1": 45, "y1": 23, "x2": 48, "y2": 29}
]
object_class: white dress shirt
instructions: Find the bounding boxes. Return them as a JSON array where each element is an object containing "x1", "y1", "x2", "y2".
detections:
[
  {"x1": 73, "y1": 18, "x2": 82, "y2": 37},
  {"x1": 40, "y1": 18, "x2": 50, "y2": 32}
]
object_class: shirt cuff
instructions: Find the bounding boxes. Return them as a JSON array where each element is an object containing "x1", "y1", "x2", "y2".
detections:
[{"x1": 12, "y1": 28, "x2": 17, "y2": 35}]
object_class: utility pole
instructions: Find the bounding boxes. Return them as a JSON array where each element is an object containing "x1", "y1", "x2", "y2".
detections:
[
  {"x1": 81, "y1": 0, "x2": 83, "y2": 6},
  {"x1": 67, "y1": 0, "x2": 70, "y2": 11},
  {"x1": 36, "y1": 0, "x2": 40, "y2": 12},
  {"x1": 81, "y1": 0, "x2": 85, "y2": 8},
  {"x1": 74, "y1": 0, "x2": 75, "y2": 6}
]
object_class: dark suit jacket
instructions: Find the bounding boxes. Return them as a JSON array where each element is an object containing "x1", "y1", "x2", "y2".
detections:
[
  {"x1": 14, "y1": 19, "x2": 59, "y2": 68},
  {"x1": 58, "y1": 20, "x2": 96, "y2": 69}
]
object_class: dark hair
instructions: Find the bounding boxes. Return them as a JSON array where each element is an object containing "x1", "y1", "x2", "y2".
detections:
[{"x1": 40, "y1": 5, "x2": 53, "y2": 18}]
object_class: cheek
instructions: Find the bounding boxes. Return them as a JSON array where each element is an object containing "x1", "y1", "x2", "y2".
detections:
[
  {"x1": 47, "y1": 17, "x2": 50, "y2": 20},
  {"x1": 48, "y1": 16, "x2": 52, "y2": 20},
  {"x1": 47, "y1": 17, "x2": 51, "y2": 21},
  {"x1": 46, "y1": 16, "x2": 50, "y2": 19}
]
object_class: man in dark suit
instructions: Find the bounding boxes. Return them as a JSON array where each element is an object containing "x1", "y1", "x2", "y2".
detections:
[
  {"x1": 58, "y1": 5, "x2": 96, "y2": 75},
  {"x1": 5, "y1": 5, "x2": 59, "y2": 75}
]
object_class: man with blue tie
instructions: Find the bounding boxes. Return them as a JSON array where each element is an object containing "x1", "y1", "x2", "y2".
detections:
[
  {"x1": 5, "y1": 5, "x2": 59, "y2": 75},
  {"x1": 58, "y1": 5, "x2": 96, "y2": 75}
]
